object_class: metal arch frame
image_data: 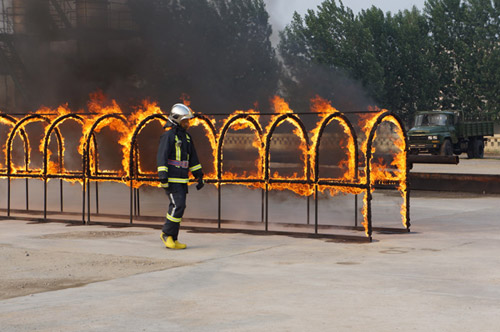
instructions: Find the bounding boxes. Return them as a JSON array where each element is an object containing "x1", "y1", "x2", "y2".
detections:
[
  {"x1": 1, "y1": 114, "x2": 30, "y2": 212},
  {"x1": 313, "y1": 112, "x2": 359, "y2": 182},
  {"x1": 129, "y1": 114, "x2": 169, "y2": 178},
  {"x1": 127, "y1": 113, "x2": 168, "y2": 223},
  {"x1": 312, "y1": 112, "x2": 360, "y2": 234},
  {"x1": 0, "y1": 115, "x2": 29, "y2": 175},
  {"x1": 365, "y1": 111, "x2": 411, "y2": 238},
  {"x1": 217, "y1": 113, "x2": 264, "y2": 181},
  {"x1": 83, "y1": 113, "x2": 128, "y2": 224},
  {"x1": 193, "y1": 114, "x2": 217, "y2": 139},
  {"x1": 83, "y1": 113, "x2": 128, "y2": 178},
  {"x1": 264, "y1": 113, "x2": 310, "y2": 231},
  {"x1": 5, "y1": 114, "x2": 52, "y2": 216},
  {"x1": 192, "y1": 113, "x2": 217, "y2": 177},
  {"x1": 6, "y1": 114, "x2": 51, "y2": 175},
  {"x1": 264, "y1": 113, "x2": 310, "y2": 181},
  {"x1": 216, "y1": 113, "x2": 264, "y2": 228},
  {"x1": 42, "y1": 113, "x2": 85, "y2": 220},
  {"x1": 0, "y1": 110, "x2": 410, "y2": 242}
]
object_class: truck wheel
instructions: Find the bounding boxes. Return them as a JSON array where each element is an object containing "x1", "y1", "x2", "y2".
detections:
[
  {"x1": 440, "y1": 139, "x2": 453, "y2": 156},
  {"x1": 467, "y1": 137, "x2": 476, "y2": 159},
  {"x1": 474, "y1": 138, "x2": 484, "y2": 158}
]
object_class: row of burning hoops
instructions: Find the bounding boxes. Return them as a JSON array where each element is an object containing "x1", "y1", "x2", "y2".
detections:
[{"x1": 0, "y1": 109, "x2": 410, "y2": 239}]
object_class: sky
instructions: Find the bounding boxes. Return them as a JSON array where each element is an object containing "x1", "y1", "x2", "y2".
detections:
[{"x1": 265, "y1": 0, "x2": 428, "y2": 44}]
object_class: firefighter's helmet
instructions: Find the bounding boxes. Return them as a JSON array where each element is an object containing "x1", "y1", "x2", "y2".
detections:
[{"x1": 168, "y1": 103, "x2": 194, "y2": 125}]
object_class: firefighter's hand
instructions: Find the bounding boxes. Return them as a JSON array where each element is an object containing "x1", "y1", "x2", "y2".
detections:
[
  {"x1": 196, "y1": 177, "x2": 204, "y2": 190},
  {"x1": 161, "y1": 182, "x2": 169, "y2": 195}
]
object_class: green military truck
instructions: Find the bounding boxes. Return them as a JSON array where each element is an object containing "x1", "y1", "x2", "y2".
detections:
[{"x1": 408, "y1": 110, "x2": 494, "y2": 158}]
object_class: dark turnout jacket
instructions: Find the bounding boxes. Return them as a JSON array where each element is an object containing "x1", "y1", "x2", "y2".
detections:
[{"x1": 157, "y1": 124, "x2": 203, "y2": 188}]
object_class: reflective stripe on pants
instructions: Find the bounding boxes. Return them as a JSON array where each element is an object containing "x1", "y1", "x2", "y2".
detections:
[{"x1": 162, "y1": 183, "x2": 187, "y2": 240}]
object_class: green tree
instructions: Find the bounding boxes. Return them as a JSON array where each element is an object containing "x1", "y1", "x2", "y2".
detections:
[
  {"x1": 279, "y1": 1, "x2": 382, "y2": 112},
  {"x1": 425, "y1": 0, "x2": 467, "y2": 111},
  {"x1": 279, "y1": 0, "x2": 435, "y2": 123},
  {"x1": 465, "y1": 0, "x2": 500, "y2": 119},
  {"x1": 358, "y1": 6, "x2": 437, "y2": 121},
  {"x1": 426, "y1": 0, "x2": 500, "y2": 119}
]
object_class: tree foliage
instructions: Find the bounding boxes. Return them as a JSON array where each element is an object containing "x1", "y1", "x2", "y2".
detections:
[{"x1": 279, "y1": 0, "x2": 500, "y2": 122}]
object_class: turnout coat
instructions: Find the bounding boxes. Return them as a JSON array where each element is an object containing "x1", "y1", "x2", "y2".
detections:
[{"x1": 156, "y1": 124, "x2": 203, "y2": 190}]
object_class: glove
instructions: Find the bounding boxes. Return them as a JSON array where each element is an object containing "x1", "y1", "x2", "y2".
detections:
[
  {"x1": 161, "y1": 182, "x2": 169, "y2": 195},
  {"x1": 196, "y1": 177, "x2": 204, "y2": 190}
]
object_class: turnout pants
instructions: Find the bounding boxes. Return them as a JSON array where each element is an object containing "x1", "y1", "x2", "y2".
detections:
[{"x1": 162, "y1": 183, "x2": 188, "y2": 240}]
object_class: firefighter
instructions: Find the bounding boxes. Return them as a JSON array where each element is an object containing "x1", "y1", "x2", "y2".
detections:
[{"x1": 157, "y1": 103, "x2": 204, "y2": 249}]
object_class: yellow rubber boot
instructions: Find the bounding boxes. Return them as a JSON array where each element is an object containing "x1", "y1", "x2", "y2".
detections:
[
  {"x1": 175, "y1": 240, "x2": 187, "y2": 249},
  {"x1": 161, "y1": 233, "x2": 177, "y2": 249}
]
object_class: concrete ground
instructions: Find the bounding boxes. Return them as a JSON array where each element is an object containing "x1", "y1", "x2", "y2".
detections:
[
  {"x1": 412, "y1": 155, "x2": 500, "y2": 174},
  {"x1": 0, "y1": 190, "x2": 499, "y2": 331}
]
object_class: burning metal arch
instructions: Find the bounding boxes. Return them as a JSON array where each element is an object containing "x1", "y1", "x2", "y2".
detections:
[
  {"x1": 265, "y1": 113, "x2": 310, "y2": 181},
  {"x1": 41, "y1": 113, "x2": 85, "y2": 220},
  {"x1": 218, "y1": 113, "x2": 263, "y2": 181},
  {"x1": 365, "y1": 111, "x2": 410, "y2": 236},
  {"x1": 83, "y1": 113, "x2": 128, "y2": 178},
  {"x1": 0, "y1": 114, "x2": 30, "y2": 173},
  {"x1": 6, "y1": 114, "x2": 53, "y2": 175},
  {"x1": 42, "y1": 113, "x2": 84, "y2": 177},
  {"x1": 313, "y1": 111, "x2": 359, "y2": 181},
  {"x1": 0, "y1": 109, "x2": 410, "y2": 241}
]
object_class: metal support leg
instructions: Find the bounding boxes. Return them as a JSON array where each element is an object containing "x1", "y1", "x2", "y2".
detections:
[
  {"x1": 314, "y1": 185, "x2": 318, "y2": 234},
  {"x1": 87, "y1": 179, "x2": 91, "y2": 225},
  {"x1": 95, "y1": 181, "x2": 99, "y2": 214},
  {"x1": 43, "y1": 178, "x2": 47, "y2": 221},
  {"x1": 133, "y1": 188, "x2": 137, "y2": 216},
  {"x1": 7, "y1": 177, "x2": 10, "y2": 217},
  {"x1": 355, "y1": 194, "x2": 358, "y2": 228},
  {"x1": 129, "y1": 181, "x2": 133, "y2": 224},
  {"x1": 60, "y1": 179, "x2": 63, "y2": 212},
  {"x1": 307, "y1": 195, "x2": 310, "y2": 225},
  {"x1": 25, "y1": 178, "x2": 29, "y2": 211},
  {"x1": 217, "y1": 184, "x2": 221, "y2": 229},
  {"x1": 82, "y1": 179, "x2": 85, "y2": 224},
  {"x1": 265, "y1": 183, "x2": 269, "y2": 232},
  {"x1": 137, "y1": 187, "x2": 140, "y2": 217},
  {"x1": 261, "y1": 188, "x2": 264, "y2": 223}
]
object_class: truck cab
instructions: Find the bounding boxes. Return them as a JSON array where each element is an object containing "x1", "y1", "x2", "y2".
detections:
[
  {"x1": 408, "y1": 110, "x2": 493, "y2": 158},
  {"x1": 408, "y1": 111, "x2": 458, "y2": 155}
]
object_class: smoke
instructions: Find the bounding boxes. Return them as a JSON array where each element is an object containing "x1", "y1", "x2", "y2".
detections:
[
  {"x1": 0, "y1": 1, "x2": 143, "y2": 112},
  {"x1": 263, "y1": 0, "x2": 324, "y2": 46},
  {"x1": 7, "y1": 0, "x2": 375, "y2": 116},
  {"x1": 281, "y1": 61, "x2": 376, "y2": 114},
  {"x1": 3, "y1": 0, "x2": 373, "y2": 174}
]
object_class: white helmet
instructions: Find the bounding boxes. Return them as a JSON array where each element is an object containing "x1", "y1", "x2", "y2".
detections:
[{"x1": 168, "y1": 103, "x2": 194, "y2": 125}]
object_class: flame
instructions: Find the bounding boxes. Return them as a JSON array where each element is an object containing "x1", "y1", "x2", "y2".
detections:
[
  {"x1": 363, "y1": 114, "x2": 408, "y2": 231},
  {"x1": 218, "y1": 110, "x2": 264, "y2": 189},
  {"x1": 9, "y1": 116, "x2": 49, "y2": 174},
  {"x1": 0, "y1": 115, "x2": 16, "y2": 169},
  {"x1": 40, "y1": 104, "x2": 72, "y2": 175},
  {"x1": 180, "y1": 93, "x2": 191, "y2": 106},
  {"x1": 371, "y1": 116, "x2": 408, "y2": 228},
  {"x1": 190, "y1": 116, "x2": 217, "y2": 179},
  {"x1": 266, "y1": 96, "x2": 312, "y2": 196},
  {"x1": 309, "y1": 96, "x2": 356, "y2": 184},
  {"x1": 0, "y1": 93, "x2": 409, "y2": 238}
]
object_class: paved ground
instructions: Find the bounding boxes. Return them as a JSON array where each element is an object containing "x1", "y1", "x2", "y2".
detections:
[
  {"x1": 412, "y1": 155, "x2": 500, "y2": 174},
  {"x1": 0, "y1": 190, "x2": 499, "y2": 332}
]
